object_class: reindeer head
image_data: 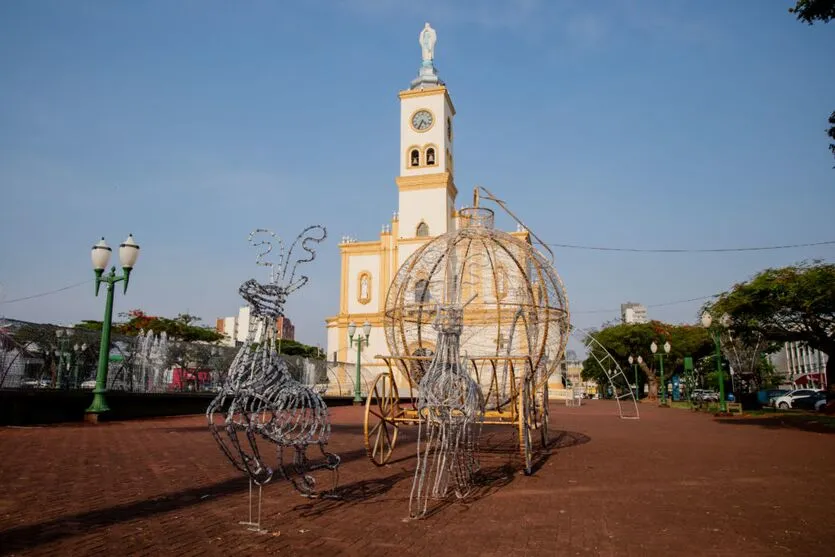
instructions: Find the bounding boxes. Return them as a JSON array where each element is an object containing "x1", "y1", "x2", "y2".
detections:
[{"x1": 238, "y1": 225, "x2": 327, "y2": 319}]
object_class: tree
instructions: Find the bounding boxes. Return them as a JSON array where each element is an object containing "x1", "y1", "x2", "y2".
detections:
[
  {"x1": 789, "y1": 0, "x2": 835, "y2": 23},
  {"x1": 580, "y1": 321, "x2": 714, "y2": 401},
  {"x1": 708, "y1": 261, "x2": 835, "y2": 388},
  {"x1": 276, "y1": 338, "x2": 324, "y2": 359},
  {"x1": 789, "y1": 1, "x2": 835, "y2": 163},
  {"x1": 115, "y1": 309, "x2": 223, "y2": 343}
]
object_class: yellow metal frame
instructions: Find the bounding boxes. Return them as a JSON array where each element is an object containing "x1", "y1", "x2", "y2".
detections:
[{"x1": 363, "y1": 354, "x2": 549, "y2": 473}]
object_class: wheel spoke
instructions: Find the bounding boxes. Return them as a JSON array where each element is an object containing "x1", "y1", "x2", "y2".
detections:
[{"x1": 364, "y1": 373, "x2": 400, "y2": 465}]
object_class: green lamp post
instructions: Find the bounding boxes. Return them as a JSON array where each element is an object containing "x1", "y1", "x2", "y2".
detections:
[
  {"x1": 54, "y1": 328, "x2": 73, "y2": 388},
  {"x1": 72, "y1": 342, "x2": 87, "y2": 389},
  {"x1": 628, "y1": 355, "x2": 638, "y2": 400},
  {"x1": 86, "y1": 234, "x2": 140, "y2": 423},
  {"x1": 651, "y1": 340, "x2": 671, "y2": 406},
  {"x1": 348, "y1": 320, "x2": 371, "y2": 404},
  {"x1": 701, "y1": 311, "x2": 730, "y2": 413}
]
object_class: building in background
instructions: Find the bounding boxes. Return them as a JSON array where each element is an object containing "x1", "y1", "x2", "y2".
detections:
[
  {"x1": 216, "y1": 308, "x2": 295, "y2": 347},
  {"x1": 276, "y1": 316, "x2": 295, "y2": 341},
  {"x1": 769, "y1": 341, "x2": 828, "y2": 389},
  {"x1": 621, "y1": 302, "x2": 648, "y2": 324}
]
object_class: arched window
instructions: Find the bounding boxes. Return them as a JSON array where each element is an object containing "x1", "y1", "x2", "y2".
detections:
[
  {"x1": 414, "y1": 279, "x2": 430, "y2": 304},
  {"x1": 426, "y1": 147, "x2": 436, "y2": 166},
  {"x1": 416, "y1": 221, "x2": 429, "y2": 237},
  {"x1": 410, "y1": 149, "x2": 420, "y2": 167}
]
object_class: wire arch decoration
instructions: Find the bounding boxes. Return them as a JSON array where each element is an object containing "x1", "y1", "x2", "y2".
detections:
[
  {"x1": 569, "y1": 325, "x2": 640, "y2": 419},
  {"x1": 207, "y1": 225, "x2": 339, "y2": 532}
]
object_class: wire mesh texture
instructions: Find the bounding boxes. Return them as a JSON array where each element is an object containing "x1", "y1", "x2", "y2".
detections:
[
  {"x1": 207, "y1": 226, "x2": 341, "y2": 497},
  {"x1": 384, "y1": 205, "x2": 570, "y2": 408},
  {"x1": 409, "y1": 303, "x2": 483, "y2": 518}
]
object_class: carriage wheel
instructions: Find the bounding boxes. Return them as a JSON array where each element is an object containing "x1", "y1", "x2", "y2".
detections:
[
  {"x1": 364, "y1": 372, "x2": 400, "y2": 466},
  {"x1": 540, "y1": 383, "x2": 550, "y2": 448},
  {"x1": 517, "y1": 380, "x2": 533, "y2": 475}
]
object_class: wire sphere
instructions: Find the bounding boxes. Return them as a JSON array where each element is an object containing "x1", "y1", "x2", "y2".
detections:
[{"x1": 384, "y1": 207, "x2": 570, "y2": 407}]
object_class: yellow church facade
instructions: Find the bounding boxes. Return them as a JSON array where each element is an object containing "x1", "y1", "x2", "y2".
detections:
[{"x1": 325, "y1": 25, "x2": 565, "y2": 396}]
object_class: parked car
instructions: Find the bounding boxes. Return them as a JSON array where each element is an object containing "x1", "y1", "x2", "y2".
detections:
[
  {"x1": 813, "y1": 391, "x2": 832, "y2": 412},
  {"x1": 80, "y1": 380, "x2": 97, "y2": 389},
  {"x1": 765, "y1": 389, "x2": 790, "y2": 407},
  {"x1": 21, "y1": 378, "x2": 49, "y2": 389},
  {"x1": 692, "y1": 389, "x2": 719, "y2": 402},
  {"x1": 773, "y1": 389, "x2": 821, "y2": 409}
]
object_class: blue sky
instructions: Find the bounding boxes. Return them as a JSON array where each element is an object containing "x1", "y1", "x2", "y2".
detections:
[{"x1": 1, "y1": 0, "x2": 833, "y2": 350}]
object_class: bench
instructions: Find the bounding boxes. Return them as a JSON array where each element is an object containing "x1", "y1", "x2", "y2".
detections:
[{"x1": 726, "y1": 402, "x2": 743, "y2": 415}]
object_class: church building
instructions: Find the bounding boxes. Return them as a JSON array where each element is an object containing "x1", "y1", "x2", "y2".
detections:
[{"x1": 325, "y1": 23, "x2": 534, "y2": 391}]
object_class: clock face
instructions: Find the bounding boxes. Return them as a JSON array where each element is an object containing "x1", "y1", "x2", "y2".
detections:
[{"x1": 411, "y1": 109, "x2": 434, "y2": 132}]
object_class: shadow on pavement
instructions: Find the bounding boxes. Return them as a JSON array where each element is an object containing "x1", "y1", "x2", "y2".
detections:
[
  {"x1": 0, "y1": 446, "x2": 373, "y2": 554},
  {"x1": 0, "y1": 476, "x2": 251, "y2": 554},
  {"x1": 291, "y1": 469, "x2": 414, "y2": 518},
  {"x1": 715, "y1": 415, "x2": 835, "y2": 434}
]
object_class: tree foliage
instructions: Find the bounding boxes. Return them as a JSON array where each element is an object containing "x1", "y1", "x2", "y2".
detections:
[
  {"x1": 276, "y1": 338, "x2": 324, "y2": 359},
  {"x1": 114, "y1": 309, "x2": 223, "y2": 343},
  {"x1": 789, "y1": 1, "x2": 835, "y2": 163},
  {"x1": 707, "y1": 261, "x2": 835, "y2": 387},
  {"x1": 789, "y1": 0, "x2": 835, "y2": 24},
  {"x1": 580, "y1": 321, "x2": 714, "y2": 399}
]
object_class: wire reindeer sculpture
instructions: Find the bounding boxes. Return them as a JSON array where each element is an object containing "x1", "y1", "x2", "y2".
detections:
[
  {"x1": 409, "y1": 300, "x2": 484, "y2": 519},
  {"x1": 207, "y1": 225, "x2": 340, "y2": 533}
]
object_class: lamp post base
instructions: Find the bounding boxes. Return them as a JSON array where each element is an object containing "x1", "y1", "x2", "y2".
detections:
[
  {"x1": 84, "y1": 412, "x2": 102, "y2": 424},
  {"x1": 352, "y1": 398, "x2": 364, "y2": 406},
  {"x1": 85, "y1": 391, "x2": 110, "y2": 419}
]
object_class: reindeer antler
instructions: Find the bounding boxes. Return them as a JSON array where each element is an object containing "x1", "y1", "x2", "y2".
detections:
[
  {"x1": 239, "y1": 225, "x2": 327, "y2": 318},
  {"x1": 278, "y1": 225, "x2": 327, "y2": 294}
]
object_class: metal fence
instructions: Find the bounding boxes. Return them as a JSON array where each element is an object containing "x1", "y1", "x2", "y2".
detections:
[{"x1": 0, "y1": 318, "x2": 357, "y2": 397}]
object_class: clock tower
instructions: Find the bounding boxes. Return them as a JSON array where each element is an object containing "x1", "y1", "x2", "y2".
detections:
[{"x1": 395, "y1": 22, "x2": 457, "y2": 245}]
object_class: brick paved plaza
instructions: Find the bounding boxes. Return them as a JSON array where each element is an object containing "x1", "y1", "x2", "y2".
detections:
[{"x1": 1, "y1": 401, "x2": 833, "y2": 556}]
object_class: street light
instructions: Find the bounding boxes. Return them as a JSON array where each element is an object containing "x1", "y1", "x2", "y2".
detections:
[
  {"x1": 651, "y1": 340, "x2": 672, "y2": 406},
  {"x1": 348, "y1": 321, "x2": 371, "y2": 404},
  {"x1": 87, "y1": 234, "x2": 140, "y2": 423},
  {"x1": 72, "y1": 342, "x2": 87, "y2": 389},
  {"x1": 55, "y1": 328, "x2": 74, "y2": 388},
  {"x1": 628, "y1": 355, "x2": 639, "y2": 400},
  {"x1": 701, "y1": 311, "x2": 730, "y2": 413}
]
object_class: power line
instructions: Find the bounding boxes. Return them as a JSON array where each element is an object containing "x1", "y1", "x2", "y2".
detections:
[
  {"x1": 573, "y1": 295, "x2": 716, "y2": 315},
  {"x1": 0, "y1": 280, "x2": 92, "y2": 304},
  {"x1": 544, "y1": 240, "x2": 835, "y2": 253}
]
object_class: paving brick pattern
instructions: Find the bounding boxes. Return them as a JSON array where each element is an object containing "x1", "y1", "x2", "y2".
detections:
[{"x1": 1, "y1": 402, "x2": 833, "y2": 556}]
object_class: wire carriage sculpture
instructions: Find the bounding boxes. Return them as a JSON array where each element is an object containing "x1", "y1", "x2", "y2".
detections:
[
  {"x1": 365, "y1": 187, "x2": 571, "y2": 485},
  {"x1": 207, "y1": 225, "x2": 339, "y2": 531}
]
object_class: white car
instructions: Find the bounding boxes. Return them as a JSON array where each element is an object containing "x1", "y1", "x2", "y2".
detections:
[
  {"x1": 772, "y1": 389, "x2": 820, "y2": 409},
  {"x1": 814, "y1": 392, "x2": 830, "y2": 412},
  {"x1": 80, "y1": 380, "x2": 97, "y2": 389}
]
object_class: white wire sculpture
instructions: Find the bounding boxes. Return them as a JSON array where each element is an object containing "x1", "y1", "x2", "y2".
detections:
[
  {"x1": 207, "y1": 225, "x2": 339, "y2": 533},
  {"x1": 409, "y1": 301, "x2": 483, "y2": 518}
]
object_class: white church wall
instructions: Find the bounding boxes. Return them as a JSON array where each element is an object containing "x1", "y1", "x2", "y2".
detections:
[
  {"x1": 397, "y1": 241, "x2": 424, "y2": 269},
  {"x1": 397, "y1": 188, "x2": 450, "y2": 239},
  {"x1": 326, "y1": 325, "x2": 339, "y2": 362}
]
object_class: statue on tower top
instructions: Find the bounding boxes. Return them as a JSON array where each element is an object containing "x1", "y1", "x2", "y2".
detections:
[
  {"x1": 419, "y1": 22, "x2": 437, "y2": 67},
  {"x1": 411, "y1": 22, "x2": 442, "y2": 89}
]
